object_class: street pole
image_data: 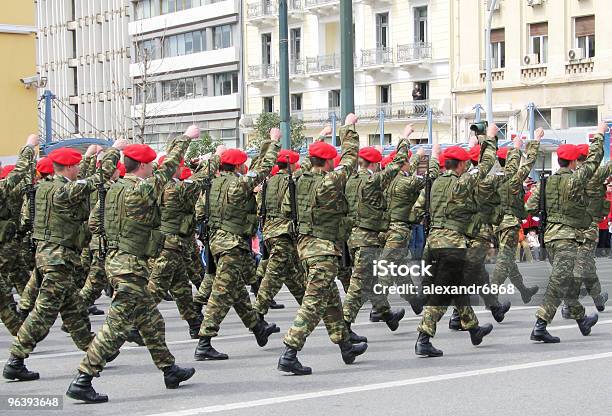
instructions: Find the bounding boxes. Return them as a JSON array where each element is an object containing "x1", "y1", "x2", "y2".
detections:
[
  {"x1": 473, "y1": 104, "x2": 483, "y2": 123},
  {"x1": 527, "y1": 102, "x2": 535, "y2": 141},
  {"x1": 427, "y1": 106, "x2": 433, "y2": 145},
  {"x1": 279, "y1": 0, "x2": 291, "y2": 149},
  {"x1": 485, "y1": 0, "x2": 498, "y2": 125},
  {"x1": 340, "y1": 0, "x2": 354, "y2": 119},
  {"x1": 379, "y1": 110, "x2": 385, "y2": 146},
  {"x1": 605, "y1": 121, "x2": 611, "y2": 163},
  {"x1": 331, "y1": 112, "x2": 337, "y2": 146},
  {"x1": 43, "y1": 90, "x2": 54, "y2": 147}
]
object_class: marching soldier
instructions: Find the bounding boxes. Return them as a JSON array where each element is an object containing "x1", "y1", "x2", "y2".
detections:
[
  {"x1": 414, "y1": 125, "x2": 499, "y2": 357},
  {"x1": 278, "y1": 113, "x2": 367, "y2": 375},
  {"x1": 194, "y1": 129, "x2": 281, "y2": 361},
  {"x1": 525, "y1": 122, "x2": 605, "y2": 343},
  {"x1": 67, "y1": 128, "x2": 198, "y2": 403},
  {"x1": 4, "y1": 141, "x2": 124, "y2": 382}
]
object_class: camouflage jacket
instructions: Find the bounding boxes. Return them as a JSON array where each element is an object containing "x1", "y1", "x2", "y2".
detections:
[
  {"x1": 406, "y1": 156, "x2": 442, "y2": 223},
  {"x1": 0, "y1": 145, "x2": 35, "y2": 203}
]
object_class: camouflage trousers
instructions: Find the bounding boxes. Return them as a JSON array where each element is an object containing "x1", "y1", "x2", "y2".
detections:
[
  {"x1": 186, "y1": 241, "x2": 204, "y2": 289},
  {"x1": 284, "y1": 255, "x2": 350, "y2": 350},
  {"x1": 193, "y1": 273, "x2": 214, "y2": 305},
  {"x1": 254, "y1": 235, "x2": 305, "y2": 316},
  {"x1": 10, "y1": 263, "x2": 94, "y2": 358},
  {"x1": 5, "y1": 238, "x2": 32, "y2": 296},
  {"x1": 537, "y1": 239, "x2": 585, "y2": 323},
  {"x1": 465, "y1": 236, "x2": 500, "y2": 309},
  {"x1": 78, "y1": 274, "x2": 175, "y2": 376},
  {"x1": 79, "y1": 249, "x2": 108, "y2": 307},
  {"x1": 0, "y1": 274, "x2": 22, "y2": 336},
  {"x1": 573, "y1": 238, "x2": 601, "y2": 298},
  {"x1": 337, "y1": 264, "x2": 352, "y2": 293},
  {"x1": 148, "y1": 247, "x2": 198, "y2": 321},
  {"x1": 17, "y1": 269, "x2": 40, "y2": 312},
  {"x1": 492, "y1": 226, "x2": 530, "y2": 293},
  {"x1": 343, "y1": 246, "x2": 387, "y2": 323},
  {"x1": 198, "y1": 247, "x2": 259, "y2": 338}
]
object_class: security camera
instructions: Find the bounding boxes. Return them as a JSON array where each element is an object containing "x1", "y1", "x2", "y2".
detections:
[{"x1": 20, "y1": 75, "x2": 46, "y2": 89}]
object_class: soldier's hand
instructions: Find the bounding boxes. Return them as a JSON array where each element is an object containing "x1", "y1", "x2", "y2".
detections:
[
  {"x1": 534, "y1": 128, "x2": 545, "y2": 141},
  {"x1": 95, "y1": 145, "x2": 104, "y2": 154},
  {"x1": 344, "y1": 113, "x2": 358, "y2": 126},
  {"x1": 432, "y1": 144, "x2": 441, "y2": 159},
  {"x1": 26, "y1": 134, "x2": 40, "y2": 148},
  {"x1": 215, "y1": 144, "x2": 227, "y2": 156},
  {"x1": 254, "y1": 184, "x2": 263, "y2": 193},
  {"x1": 269, "y1": 128, "x2": 281, "y2": 142},
  {"x1": 417, "y1": 147, "x2": 425, "y2": 157},
  {"x1": 185, "y1": 125, "x2": 200, "y2": 139},
  {"x1": 487, "y1": 124, "x2": 500, "y2": 138},
  {"x1": 403, "y1": 124, "x2": 414, "y2": 138},
  {"x1": 319, "y1": 125, "x2": 332, "y2": 137},
  {"x1": 468, "y1": 135, "x2": 479, "y2": 148},
  {"x1": 85, "y1": 145, "x2": 98, "y2": 157},
  {"x1": 597, "y1": 121, "x2": 609, "y2": 136},
  {"x1": 513, "y1": 136, "x2": 524, "y2": 149},
  {"x1": 112, "y1": 138, "x2": 129, "y2": 151}
]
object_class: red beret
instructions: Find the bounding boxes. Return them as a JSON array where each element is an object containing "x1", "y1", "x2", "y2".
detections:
[
  {"x1": 310, "y1": 141, "x2": 338, "y2": 160},
  {"x1": 0, "y1": 165, "x2": 15, "y2": 179},
  {"x1": 220, "y1": 148, "x2": 248, "y2": 166},
  {"x1": 496, "y1": 147, "x2": 509, "y2": 160},
  {"x1": 116, "y1": 162, "x2": 126, "y2": 177},
  {"x1": 359, "y1": 147, "x2": 383, "y2": 163},
  {"x1": 576, "y1": 144, "x2": 589, "y2": 157},
  {"x1": 438, "y1": 152, "x2": 446, "y2": 168},
  {"x1": 49, "y1": 148, "x2": 82, "y2": 166},
  {"x1": 36, "y1": 158, "x2": 54, "y2": 175},
  {"x1": 277, "y1": 149, "x2": 300, "y2": 164},
  {"x1": 381, "y1": 156, "x2": 393, "y2": 169},
  {"x1": 444, "y1": 146, "x2": 470, "y2": 162},
  {"x1": 179, "y1": 167, "x2": 192, "y2": 180},
  {"x1": 469, "y1": 145, "x2": 481, "y2": 162},
  {"x1": 158, "y1": 155, "x2": 185, "y2": 167},
  {"x1": 270, "y1": 165, "x2": 280, "y2": 176},
  {"x1": 557, "y1": 144, "x2": 580, "y2": 161},
  {"x1": 124, "y1": 144, "x2": 157, "y2": 163}
]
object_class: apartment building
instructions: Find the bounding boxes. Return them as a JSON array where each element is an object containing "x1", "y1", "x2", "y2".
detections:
[
  {"x1": 241, "y1": 0, "x2": 452, "y2": 146},
  {"x1": 130, "y1": 0, "x2": 242, "y2": 150}
]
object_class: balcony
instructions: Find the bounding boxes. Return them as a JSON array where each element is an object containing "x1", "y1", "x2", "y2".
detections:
[
  {"x1": 397, "y1": 43, "x2": 432, "y2": 66},
  {"x1": 306, "y1": 53, "x2": 340, "y2": 77},
  {"x1": 304, "y1": 0, "x2": 339, "y2": 16},
  {"x1": 360, "y1": 47, "x2": 394, "y2": 70},
  {"x1": 247, "y1": 0, "x2": 278, "y2": 26},
  {"x1": 248, "y1": 63, "x2": 278, "y2": 85},
  {"x1": 290, "y1": 58, "x2": 307, "y2": 77},
  {"x1": 288, "y1": 0, "x2": 306, "y2": 21}
]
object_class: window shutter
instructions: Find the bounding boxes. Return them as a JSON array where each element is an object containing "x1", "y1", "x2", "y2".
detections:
[
  {"x1": 575, "y1": 15, "x2": 595, "y2": 37},
  {"x1": 530, "y1": 22, "x2": 548, "y2": 37},
  {"x1": 490, "y1": 28, "x2": 505, "y2": 43}
]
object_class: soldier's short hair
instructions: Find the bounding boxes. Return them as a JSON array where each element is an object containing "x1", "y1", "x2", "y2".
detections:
[
  {"x1": 444, "y1": 159, "x2": 460, "y2": 170},
  {"x1": 558, "y1": 158, "x2": 570, "y2": 168},
  {"x1": 577, "y1": 155, "x2": 587, "y2": 163},
  {"x1": 498, "y1": 158, "x2": 506, "y2": 168},
  {"x1": 277, "y1": 162, "x2": 288, "y2": 170},
  {"x1": 124, "y1": 156, "x2": 140, "y2": 173},
  {"x1": 220, "y1": 163, "x2": 236, "y2": 172},
  {"x1": 52, "y1": 162, "x2": 65, "y2": 172},
  {"x1": 309, "y1": 156, "x2": 326, "y2": 167}
]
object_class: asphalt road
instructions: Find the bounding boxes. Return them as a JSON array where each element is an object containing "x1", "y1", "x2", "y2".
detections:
[{"x1": 1, "y1": 259, "x2": 611, "y2": 416}]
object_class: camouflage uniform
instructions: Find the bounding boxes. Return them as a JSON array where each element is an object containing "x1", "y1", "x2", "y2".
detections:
[
  {"x1": 417, "y1": 135, "x2": 497, "y2": 337},
  {"x1": 9, "y1": 149, "x2": 120, "y2": 360},
  {"x1": 78, "y1": 136, "x2": 190, "y2": 376},
  {"x1": 198, "y1": 140, "x2": 280, "y2": 339},
  {"x1": 283, "y1": 125, "x2": 359, "y2": 350},
  {"x1": 526, "y1": 133, "x2": 604, "y2": 323}
]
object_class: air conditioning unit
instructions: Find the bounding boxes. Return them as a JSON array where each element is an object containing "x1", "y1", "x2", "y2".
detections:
[
  {"x1": 568, "y1": 48, "x2": 585, "y2": 61},
  {"x1": 523, "y1": 53, "x2": 539, "y2": 65},
  {"x1": 527, "y1": 0, "x2": 543, "y2": 7}
]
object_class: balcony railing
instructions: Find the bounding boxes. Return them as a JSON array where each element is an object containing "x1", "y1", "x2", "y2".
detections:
[
  {"x1": 361, "y1": 47, "x2": 394, "y2": 67},
  {"x1": 397, "y1": 42, "x2": 432, "y2": 63},
  {"x1": 288, "y1": 0, "x2": 304, "y2": 11},
  {"x1": 248, "y1": 63, "x2": 278, "y2": 80},
  {"x1": 290, "y1": 59, "x2": 306, "y2": 75},
  {"x1": 304, "y1": 0, "x2": 339, "y2": 8},
  {"x1": 306, "y1": 54, "x2": 340, "y2": 73},
  {"x1": 247, "y1": 0, "x2": 278, "y2": 19}
]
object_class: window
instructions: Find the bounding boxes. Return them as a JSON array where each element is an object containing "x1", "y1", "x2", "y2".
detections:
[
  {"x1": 328, "y1": 90, "x2": 340, "y2": 108},
  {"x1": 368, "y1": 134, "x2": 392, "y2": 146},
  {"x1": 412, "y1": 81, "x2": 428, "y2": 100},
  {"x1": 213, "y1": 25, "x2": 232, "y2": 49},
  {"x1": 290, "y1": 28, "x2": 301, "y2": 60},
  {"x1": 138, "y1": 39, "x2": 156, "y2": 60},
  {"x1": 263, "y1": 97, "x2": 274, "y2": 113},
  {"x1": 184, "y1": 32, "x2": 193, "y2": 55},
  {"x1": 490, "y1": 28, "x2": 505, "y2": 69},
  {"x1": 291, "y1": 93, "x2": 303, "y2": 111},
  {"x1": 376, "y1": 13, "x2": 389, "y2": 48},
  {"x1": 214, "y1": 72, "x2": 238, "y2": 96},
  {"x1": 177, "y1": 33, "x2": 185, "y2": 55},
  {"x1": 529, "y1": 22, "x2": 548, "y2": 64},
  {"x1": 414, "y1": 6, "x2": 428, "y2": 43},
  {"x1": 193, "y1": 30, "x2": 203, "y2": 53},
  {"x1": 262, "y1": 33, "x2": 272, "y2": 65},
  {"x1": 534, "y1": 109, "x2": 551, "y2": 130},
  {"x1": 378, "y1": 85, "x2": 391, "y2": 105},
  {"x1": 568, "y1": 107, "x2": 598, "y2": 128},
  {"x1": 575, "y1": 15, "x2": 595, "y2": 58}
]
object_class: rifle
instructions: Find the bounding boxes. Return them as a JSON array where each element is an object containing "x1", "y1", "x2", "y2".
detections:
[
  {"x1": 538, "y1": 164, "x2": 548, "y2": 261},
  {"x1": 423, "y1": 156, "x2": 432, "y2": 240},
  {"x1": 98, "y1": 164, "x2": 108, "y2": 260},
  {"x1": 25, "y1": 184, "x2": 36, "y2": 254},
  {"x1": 285, "y1": 156, "x2": 299, "y2": 237},
  {"x1": 200, "y1": 161, "x2": 216, "y2": 274},
  {"x1": 259, "y1": 179, "x2": 269, "y2": 259}
]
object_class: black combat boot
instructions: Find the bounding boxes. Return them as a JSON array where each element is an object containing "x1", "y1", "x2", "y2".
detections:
[
  {"x1": 3, "y1": 355, "x2": 39, "y2": 381},
  {"x1": 252, "y1": 319, "x2": 280, "y2": 347},
  {"x1": 345, "y1": 321, "x2": 367, "y2": 343},
  {"x1": 194, "y1": 336, "x2": 228, "y2": 360},
  {"x1": 577, "y1": 313, "x2": 598, "y2": 336},
  {"x1": 530, "y1": 318, "x2": 560, "y2": 343},
  {"x1": 162, "y1": 364, "x2": 195, "y2": 389},
  {"x1": 414, "y1": 332, "x2": 443, "y2": 357},
  {"x1": 193, "y1": 302, "x2": 204, "y2": 320},
  {"x1": 66, "y1": 372, "x2": 108, "y2": 403},
  {"x1": 187, "y1": 318, "x2": 202, "y2": 340},
  {"x1": 269, "y1": 299, "x2": 285, "y2": 309},
  {"x1": 278, "y1": 346, "x2": 312, "y2": 375},
  {"x1": 521, "y1": 285, "x2": 539, "y2": 304},
  {"x1": 87, "y1": 305, "x2": 104, "y2": 316},
  {"x1": 561, "y1": 304, "x2": 571, "y2": 320},
  {"x1": 468, "y1": 323, "x2": 493, "y2": 346},
  {"x1": 339, "y1": 341, "x2": 368, "y2": 365},
  {"x1": 162, "y1": 291, "x2": 173, "y2": 301},
  {"x1": 369, "y1": 309, "x2": 382, "y2": 322},
  {"x1": 106, "y1": 350, "x2": 120, "y2": 363},
  {"x1": 383, "y1": 308, "x2": 405, "y2": 331},
  {"x1": 448, "y1": 309, "x2": 463, "y2": 331},
  {"x1": 594, "y1": 292, "x2": 608, "y2": 312},
  {"x1": 126, "y1": 328, "x2": 145, "y2": 346},
  {"x1": 490, "y1": 301, "x2": 511, "y2": 323}
]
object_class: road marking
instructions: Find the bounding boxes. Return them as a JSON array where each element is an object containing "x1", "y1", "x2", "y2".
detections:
[{"x1": 146, "y1": 351, "x2": 612, "y2": 416}]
